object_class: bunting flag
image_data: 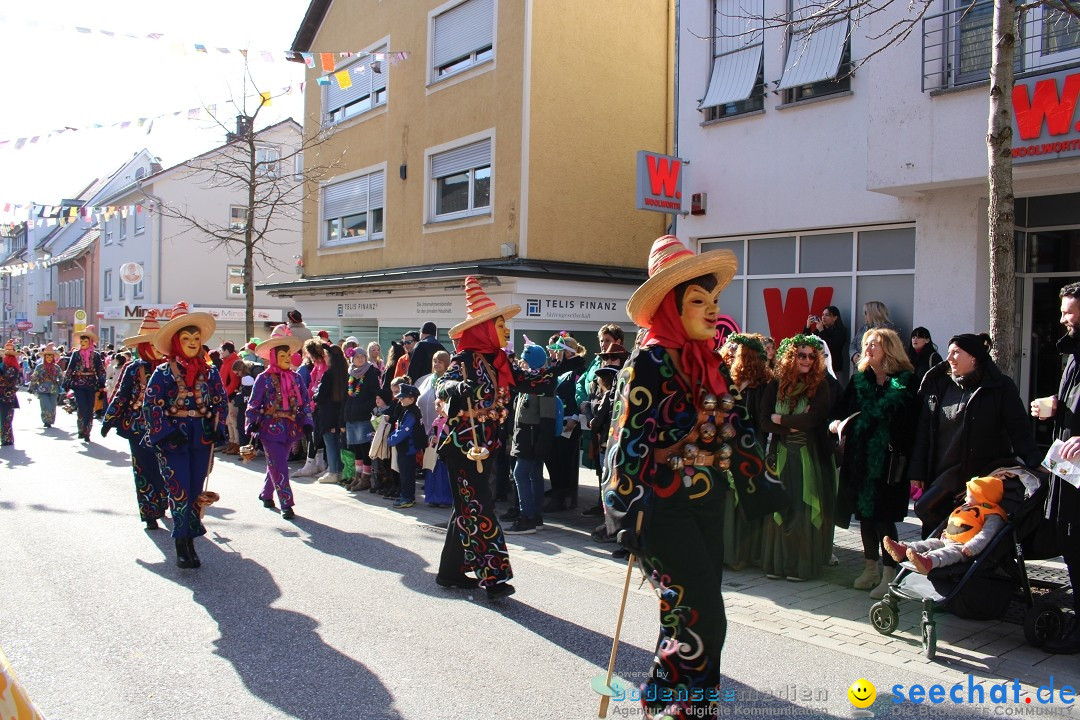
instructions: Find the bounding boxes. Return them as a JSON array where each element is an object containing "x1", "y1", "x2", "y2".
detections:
[
  {"x1": 260, "y1": 91, "x2": 272, "y2": 107},
  {"x1": 320, "y1": 53, "x2": 335, "y2": 72},
  {"x1": 334, "y1": 70, "x2": 352, "y2": 90}
]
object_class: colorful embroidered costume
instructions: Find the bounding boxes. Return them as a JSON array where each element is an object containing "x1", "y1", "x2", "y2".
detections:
[
  {"x1": 604, "y1": 235, "x2": 739, "y2": 720},
  {"x1": 246, "y1": 365, "x2": 312, "y2": 515},
  {"x1": 62, "y1": 326, "x2": 106, "y2": 441},
  {"x1": 0, "y1": 341, "x2": 19, "y2": 447},
  {"x1": 28, "y1": 350, "x2": 62, "y2": 427}
]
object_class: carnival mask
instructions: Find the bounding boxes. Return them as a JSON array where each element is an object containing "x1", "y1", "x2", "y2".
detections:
[
  {"x1": 275, "y1": 347, "x2": 291, "y2": 371},
  {"x1": 678, "y1": 276, "x2": 722, "y2": 342},
  {"x1": 79, "y1": 336, "x2": 91, "y2": 350},
  {"x1": 177, "y1": 327, "x2": 202, "y2": 359},
  {"x1": 494, "y1": 316, "x2": 510, "y2": 347}
]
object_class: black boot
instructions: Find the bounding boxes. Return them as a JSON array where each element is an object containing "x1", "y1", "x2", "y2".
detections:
[
  {"x1": 175, "y1": 539, "x2": 195, "y2": 569},
  {"x1": 187, "y1": 537, "x2": 201, "y2": 568},
  {"x1": 145, "y1": 518, "x2": 160, "y2": 530}
]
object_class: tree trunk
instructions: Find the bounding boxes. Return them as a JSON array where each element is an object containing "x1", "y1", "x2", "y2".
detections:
[
  {"x1": 987, "y1": 0, "x2": 1018, "y2": 378},
  {"x1": 244, "y1": 240, "x2": 255, "y2": 341},
  {"x1": 244, "y1": 129, "x2": 257, "y2": 341}
]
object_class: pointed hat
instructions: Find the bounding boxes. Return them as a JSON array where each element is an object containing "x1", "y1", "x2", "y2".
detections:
[
  {"x1": 625, "y1": 235, "x2": 737, "y2": 328},
  {"x1": 448, "y1": 276, "x2": 520, "y2": 339}
]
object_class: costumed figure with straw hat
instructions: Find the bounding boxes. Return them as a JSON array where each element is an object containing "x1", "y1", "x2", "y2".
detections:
[
  {"x1": 102, "y1": 310, "x2": 170, "y2": 531},
  {"x1": 62, "y1": 325, "x2": 106, "y2": 441},
  {"x1": 602, "y1": 235, "x2": 738, "y2": 719},
  {"x1": 245, "y1": 324, "x2": 312, "y2": 520},
  {"x1": 142, "y1": 302, "x2": 228, "y2": 568},
  {"x1": 28, "y1": 342, "x2": 63, "y2": 428},
  {"x1": 0, "y1": 340, "x2": 19, "y2": 447},
  {"x1": 435, "y1": 276, "x2": 584, "y2": 600}
]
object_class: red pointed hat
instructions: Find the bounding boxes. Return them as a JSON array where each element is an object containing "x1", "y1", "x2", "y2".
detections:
[
  {"x1": 449, "y1": 276, "x2": 520, "y2": 339},
  {"x1": 626, "y1": 235, "x2": 738, "y2": 328},
  {"x1": 123, "y1": 308, "x2": 163, "y2": 348},
  {"x1": 152, "y1": 301, "x2": 216, "y2": 355}
]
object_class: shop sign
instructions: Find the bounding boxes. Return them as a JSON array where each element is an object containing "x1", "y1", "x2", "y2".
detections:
[
  {"x1": 636, "y1": 150, "x2": 684, "y2": 213},
  {"x1": 101, "y1": 304, "x2": 283, "y2": 322},
  {"x1": 520, "y1": 295, "x2": 627, "y2": 322},
  {"x1": 119, "y1": 262, "x2": 144, "y2": 285},
  {"x1": 324, "y1": 296, "x2": 468, "y2": 319},
  {"x1": 1012, "y1": 68, "x2": 1080, "y2": 163},
  {"x1": 36, "y1": 301, "x2": 57, "y2": 316}
]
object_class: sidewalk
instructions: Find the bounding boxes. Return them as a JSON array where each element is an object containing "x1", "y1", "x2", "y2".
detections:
[{"x1": 289, "y1": 462, "x2": 1077, "y2": 696}]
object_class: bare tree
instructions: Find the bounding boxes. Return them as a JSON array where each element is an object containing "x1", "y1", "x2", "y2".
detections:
[
  {"x1": 714, "y1": 0, "x2": 1080, "y2": 377},
  {"x1": 144, "y1": 78, "x2": 341, "y2": 339}
]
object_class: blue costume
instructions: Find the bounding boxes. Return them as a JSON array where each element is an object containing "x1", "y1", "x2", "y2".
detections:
[{"x1": 63, "y1": 348, "x2": 106, "y2": 440}]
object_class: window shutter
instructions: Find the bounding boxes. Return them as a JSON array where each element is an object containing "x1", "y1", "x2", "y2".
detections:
[
  {"x1": 700, "y1": 0, "x2": 764, "y2": 108},
  {"x1": 368, "y1": 170, "x2": 385, "y2": 209},
  {"x1": 431, "y1": 139, "x2": 491, "y2": 179},
  {"x1": 776, "y1": 12, "x2": 849, "y2": 90},
  {"x1": 322, "y1": 175, "x2": 370, "y2": 219},
  {"x1": 326, "y1": 58, "x2": 374, "y2": 113},
  {"x1": 433, "y1": 0, "x2": 494, "y2": 68}
]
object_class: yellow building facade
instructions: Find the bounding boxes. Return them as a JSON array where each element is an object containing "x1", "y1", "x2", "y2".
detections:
[{"x1": 266, "y1": 0, "x2": 671, "y2": 352}]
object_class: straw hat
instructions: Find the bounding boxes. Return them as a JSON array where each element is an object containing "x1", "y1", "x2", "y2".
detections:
[
  {"x1": 449, "y1": 276, "x2": 520, "y2": 339},
  {"x1": 40, "y1": 341, "x2": 58, "y2": 358},
  {"x1": 2, "y1": 339, "x2": 14, "y2": 356},
  {"x1": 597, "y1": 340, "x2": 629, "y2": 360},
  {"x1": 153, "y1": 301, "x2": 216, "y2": 355},
  {"x1": 76, "y1": 324, "x2": 99, "y2": 344},
  {"x1": 254, "y1": 324, "x2": 303, "y2": 361},
  {"x1": 625, "y1": 235, "x2": 738, "y2": 328},
  {"x1": 123, "y1": 308, "x2": 163, "y2": 348}
]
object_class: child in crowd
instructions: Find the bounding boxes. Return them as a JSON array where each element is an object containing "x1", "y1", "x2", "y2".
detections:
[
  {"x1": 370, "y1": 389, "x2": 395, "y2": 497},
  {"x1": 884, "y1": 475, "x2": 1007, "y2": 574},
  {"x1": 424, "y1": 399, "x2": 453, "y2": 508},
  {"x1": 388, "y1": 384, "x2": 424, "y2": 509}
]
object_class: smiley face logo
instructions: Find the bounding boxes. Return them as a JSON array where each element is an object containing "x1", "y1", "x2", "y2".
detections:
[{"x1": 848, "y1": 678, "x2": 876, "y2": 709}]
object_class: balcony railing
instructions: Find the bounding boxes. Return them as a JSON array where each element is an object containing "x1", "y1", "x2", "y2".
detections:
[{"x1": 922, "y1": 1, "x2": 1080, "y2": 92}]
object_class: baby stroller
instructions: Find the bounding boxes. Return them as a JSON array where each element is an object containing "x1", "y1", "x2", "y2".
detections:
[{"x1": 868, "y1": 466, "x2": 1069, "y2": 660}]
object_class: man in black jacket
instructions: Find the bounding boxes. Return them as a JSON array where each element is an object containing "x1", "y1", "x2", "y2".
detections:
[
  {"x1": 407, "y1": 322, "x2": 447, "y2": 381},
  {"x1": 1031, "y1": 281, "x2": 1080, "y2": 654}
]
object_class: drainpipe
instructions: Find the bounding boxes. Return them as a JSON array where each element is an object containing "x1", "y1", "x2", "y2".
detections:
[{"x1": 671, "y1": 0, "x2": 681, "y2": 238}]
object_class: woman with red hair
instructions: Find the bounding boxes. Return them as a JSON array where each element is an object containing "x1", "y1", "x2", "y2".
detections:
[
  {"x1": 434, "y1": 277, "x2": 581, "y2": 600},
  {"x1": 102, "y1": 310, "x2": 170, "y2": 531},
  {"x1": 142, "y1": 302, "x2": 228, "y2": 568}
]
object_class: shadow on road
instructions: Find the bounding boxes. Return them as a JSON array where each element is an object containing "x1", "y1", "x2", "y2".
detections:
[
  {"x1": 0, "y1": 447, "x2": 32, "y2": 467},
  {"x1": 138, "y1": 543, "x2": 404, "y2": 720},
  {"x1": 78, "y1": 439, "x2": 134, "y2": 467}
]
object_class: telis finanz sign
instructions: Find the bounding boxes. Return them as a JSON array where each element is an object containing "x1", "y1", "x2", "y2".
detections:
[
  {"x1": 1012, "y1": 68, "x2": 1080, "y2": 163},
  {"x1": 636, "y1": 150, "x2": 685, "y2": 213}
]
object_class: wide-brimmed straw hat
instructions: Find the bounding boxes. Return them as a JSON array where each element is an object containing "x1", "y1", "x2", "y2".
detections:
[
  {"x1": 2, "y1": 339, "x2": 14, "y2": 356},
  {"x1": 75, "y1": 324, "x2": 99, "y2": 344},
  {"x1": 123, "y1": 309, "x2": 163, "y2": 348},
  {"x1": 254, "y1": 324, "x2": 303, "y2": 361},
  {"x1": 449, "y1": 276, "x2": 520, "y2": 339},
  {"x1": 597, "y1": 340, "x2": 629, "y2": 360},
  {"x1": 40, "y1": 341, "x2": 58, "y2": 358},
  {"x1": 626, "y1": 235, "x2": 738, "y2": 328},
  {"x1": 153, "y1": 301, "x2": 216, "y2": 355}
]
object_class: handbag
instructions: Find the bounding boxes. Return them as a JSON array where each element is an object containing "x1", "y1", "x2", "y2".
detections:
[
  {"x1": 884, "y1": 445, "x2": 908, "y2": 486},
  {"x1": 422, "y1": 445, "x2": 438, "y2": 471}
]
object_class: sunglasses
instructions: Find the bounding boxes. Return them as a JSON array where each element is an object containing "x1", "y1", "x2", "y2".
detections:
[
  {"x1": 796, "y1": 351, "x2": 817, "y2": 360},
  {"x1": 403, "y1": 340, "x2": 415, "y2": 346}
]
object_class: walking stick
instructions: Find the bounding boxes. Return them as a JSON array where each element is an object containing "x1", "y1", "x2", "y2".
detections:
[
  {"x1": 596, "y1": 512, "x2": 643, "y2": 719},
  {"x1": 464, "y1": 397, "x2": 489, "y2": 472}
]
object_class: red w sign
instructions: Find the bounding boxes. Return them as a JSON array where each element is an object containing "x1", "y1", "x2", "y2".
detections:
[
  {"x1": 762, "y1": 287, "x2": 835, "y2": 341},
  {"x1": 1011, "y1": 69, "x2": 1080, "y2": 162},
  {"x1": 636, "y1": 150, "x2": 684, "y2": 213}
]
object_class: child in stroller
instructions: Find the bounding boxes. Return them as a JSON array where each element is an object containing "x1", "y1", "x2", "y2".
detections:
[{"x1": 883, "y1": 476, "x2": 1006, "y2": 574}]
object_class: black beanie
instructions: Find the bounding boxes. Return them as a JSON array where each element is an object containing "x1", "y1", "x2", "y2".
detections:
[{"x1": 948, "y1": 333, "x2": 992, "y2": 362}]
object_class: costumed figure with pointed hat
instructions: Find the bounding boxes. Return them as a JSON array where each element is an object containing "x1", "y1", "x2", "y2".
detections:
[
  {"x1": 602, "y1": 236, "x2": 739, "y2": 719},
  {"x1": 62, "y1": 325, "x2": 106, "y2": 441},
  {"x1": 245, "y1": 324, "x2": 312, "y2": 520},
  {"x1": 102, "y1": 310, "x2": 170, "y2": 530},
  {"x1": 28, "y1": 342, "x2": 63, "y2": 428},
  {"x1": 435, "y1": 276, "x2": 584, "y2": 600},
  {"x1": 0, "y1": 340, "x2": 20, "y2": 447},
  {"x1": 142, "y1": 302, "x2": 228, "y2": 568}
]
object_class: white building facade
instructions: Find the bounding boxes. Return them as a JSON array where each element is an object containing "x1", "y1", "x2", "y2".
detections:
[{"x1": 677, "y1": 0, "x2": 1080, "y2": 422}]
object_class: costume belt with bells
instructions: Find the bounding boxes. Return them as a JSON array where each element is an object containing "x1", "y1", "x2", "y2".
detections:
[{"x1": 652, "y1": 391, "x2": 738, "y2": 472}]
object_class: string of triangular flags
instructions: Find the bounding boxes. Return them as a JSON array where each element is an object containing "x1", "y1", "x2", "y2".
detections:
[{"x1": 0, "y1": 50, "x2": 410, "y2": 151}]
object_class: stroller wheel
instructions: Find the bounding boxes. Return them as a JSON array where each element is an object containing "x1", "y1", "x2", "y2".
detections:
[
  {"x1": 1023, "y1": 602, "x2": 1065, "y2": 648},
  {"x1": 869, "y1": 601, "x2": 899, "y2": 635},
  {"x1": 922, "y1": 622, "x2": 937, "y2": 660}
]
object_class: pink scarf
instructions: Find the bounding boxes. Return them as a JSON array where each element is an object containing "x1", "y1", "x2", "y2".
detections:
[
  {"x1": 79, "y1": 346, "x2": 93, "y2": 370},
  {"x1": 268, "y1": 363, "x2": 300, "y2": 411}
]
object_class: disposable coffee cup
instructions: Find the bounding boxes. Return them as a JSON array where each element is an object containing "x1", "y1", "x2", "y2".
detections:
[{"x1": 1037, "y1": 397, "x2": 1055, "y2": 419}]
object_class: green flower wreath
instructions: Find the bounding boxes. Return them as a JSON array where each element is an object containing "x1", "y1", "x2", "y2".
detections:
[
  {"x1": 776, "y1": 334, "x2": 824, "y2": 359},
  {"x1": 725, "y1": 333, "x2": 767, "y2": 360}
]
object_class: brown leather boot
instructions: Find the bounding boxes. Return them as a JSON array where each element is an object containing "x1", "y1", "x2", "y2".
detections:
[
  {"x1": 225, "y1": 443, "x2": 240, "y2": 456},
  {"x1": 354, "y1": 471, "x2": 372, "y2": 491}
]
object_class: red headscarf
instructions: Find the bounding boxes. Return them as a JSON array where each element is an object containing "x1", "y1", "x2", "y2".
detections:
[
  {"x1": 170, "y1": 333, "x2": 206, "y2": 388},
  {"x1": 641, "y1": 292, "x2": 728, "y2": 398},
  {"x1": 455, "y1": 320, "x2": 515, "y2": 390},
  {"x1": 136, "y1": 342, "x2": 160, "y2": 366}
]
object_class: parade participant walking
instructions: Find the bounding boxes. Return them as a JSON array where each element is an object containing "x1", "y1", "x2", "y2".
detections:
[
  {"x1": 143, "y1": 302, "x2": 229, "y2": 569},
  {"x1": 28, "y1": 342, "x2": 62, "y2": 428},
  {"x1": 604, "y1": 235, "x2": 738, "y2": 719},
  {"x1": 62, "y1": 325, "x2": 106, "y2": 441},
  {"x1": 102, "y1": 310, "x2": 169, "y2": 530},
  {"x1": 435, "y1": 276, "x2": 577, "y2": 599},
  {"x1": 246, "y1": 325, "x2": 312, "y2": 520},
  {"x1": 0, "y1": 341, "x2": 19, "y2": 447}
]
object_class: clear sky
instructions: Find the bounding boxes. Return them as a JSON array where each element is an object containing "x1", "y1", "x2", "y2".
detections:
[{"x1": 0, "y1": 0, "x2": 312, "y2": 217}]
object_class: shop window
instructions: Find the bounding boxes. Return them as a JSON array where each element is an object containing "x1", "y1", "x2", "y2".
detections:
[
  {"x1": 800, "y1": 232, "x2": 853, "y2": 273},
  {"x1": 857, "y1": 227, "x2": 916, "y2": 271},
  {"x1": 747, "y1": 236, "x2": 796, "y2": 275}
]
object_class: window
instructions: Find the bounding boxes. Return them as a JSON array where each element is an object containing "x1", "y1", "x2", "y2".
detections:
[
  {"x1": 255, "y1": 146, "x2": 281, "y2": 177},
  {"x1": 77, "y1": 279, "x2": 84, "y2": 308},
  {"x1": 701, "y1": 0, "x2": 766, "y2": 120},
  {"x1": 227, "y1": 266, "x2": 246, "y2": 298},
  {"x1": 134, "y1": 207, "x2": 145, "y2": 234},
  {"x1": 325, "y1": 45, "x2": 388, "y2": 125},
  {"x1": 1025, "y1": 1, "x2": 1080, "y2": 70},
  {"x1": 321, "y1": 169, "x2": 386, "y2": 247},
  {"x1": 119, "y1": 274, "x2": 125, "y2": 300},
  {"x1": 104, "y1": 220, "x2": 113, "y2": 245},
  {"x1": 103, "y1": 269, "x2": 112, "y2": 300},
  {"x1": 133, "y1": 278, "x2": 144, "y2": 299},
  {"x1": 430, "y1": 139, "x2": 491, "y2": 220},
  {"x1": 777, "y1": 0, "x2": 852, "y2": 102},
  {"x1": 230, "y1": 206, "x2": 247, "y2": 231},
  {"x1": 431, "y1": 0, "x2": 494, "y2": 80},
  {"x1": 119, "y1": 214, "x2": 127, "y2": 241}
]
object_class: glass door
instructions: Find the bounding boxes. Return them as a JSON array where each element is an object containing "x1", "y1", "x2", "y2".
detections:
[{"x1": 1026, "y1": 276, "x2": 1070, "y2": 448}]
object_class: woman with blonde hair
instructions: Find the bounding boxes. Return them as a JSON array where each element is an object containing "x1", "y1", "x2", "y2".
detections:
[
  {"x1": 832, "y1": 328, "x2": 918, "y2": 599},
  {"x1": 850, "y1": 300, "x2": 901, "y2": 367},
  {"x1": 757, "y1": 335, "x2": 837, "y2": 581}
]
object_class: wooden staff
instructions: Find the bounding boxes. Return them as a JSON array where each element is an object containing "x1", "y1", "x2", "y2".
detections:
[
  {"x1": 597, "y1": 512, "x2": 643, "y2": 718},
  {"x1": 465, "y1": 397, "x2": 488, "y2": 472}
]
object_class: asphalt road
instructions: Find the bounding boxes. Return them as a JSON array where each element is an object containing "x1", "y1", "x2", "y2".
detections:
[{"x1": 1, "y1": 390, "x2": 1074, "y2": 720}]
